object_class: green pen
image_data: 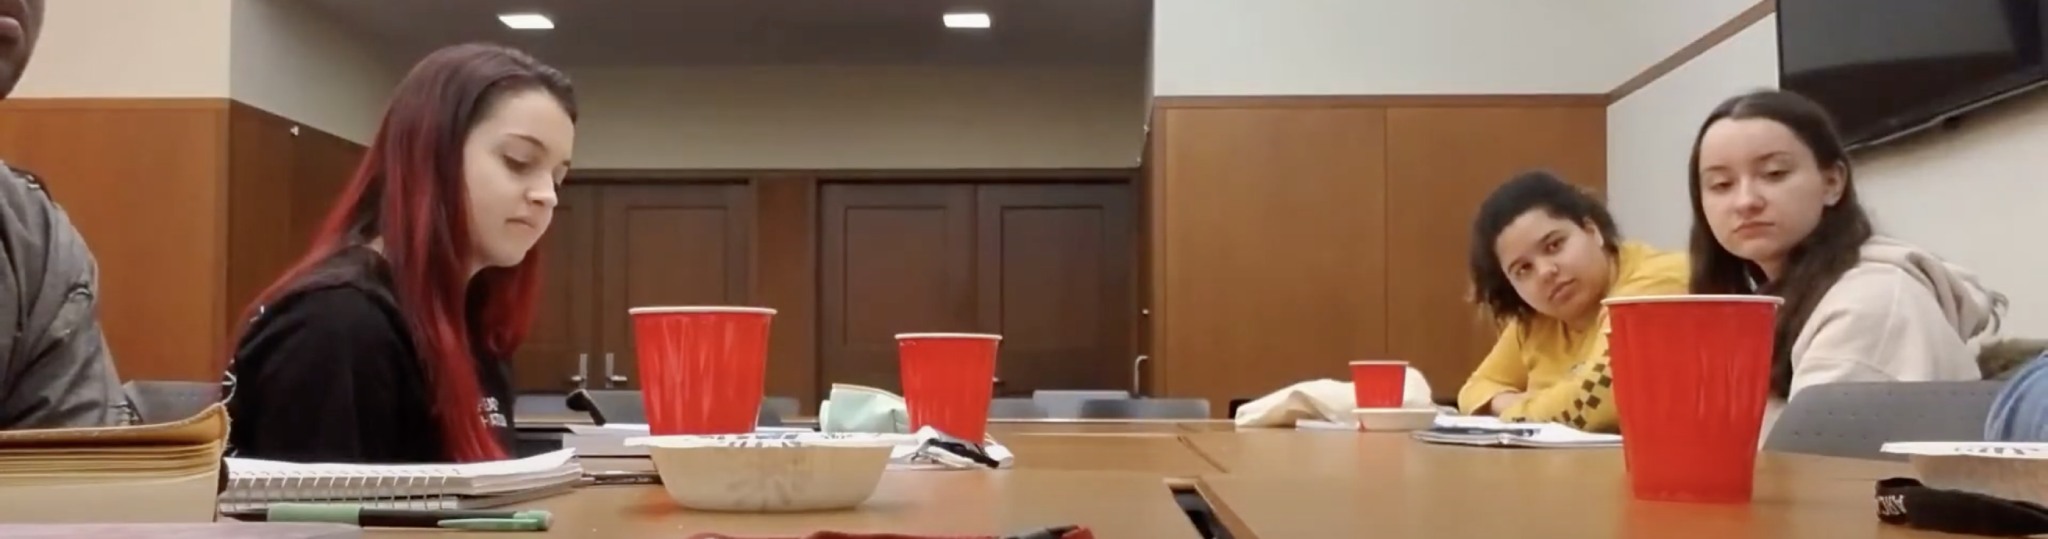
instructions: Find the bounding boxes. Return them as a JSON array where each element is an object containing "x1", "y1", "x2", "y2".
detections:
[{"x1": 225, "y1": 503, "x2": 554, "y2": 532}]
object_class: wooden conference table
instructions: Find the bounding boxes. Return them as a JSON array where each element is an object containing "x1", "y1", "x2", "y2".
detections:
[{"x1": 400, "y1": 418, "x2": 1944, "y2": 538}]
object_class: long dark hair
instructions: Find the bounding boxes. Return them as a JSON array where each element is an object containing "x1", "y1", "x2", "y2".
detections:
[
  {"x1": 1686, "y1": 89, "x2": 1872, "y2": 399},
  {"x1": 231, "y1": 43, "x2": 577, "y2": 462},
  {"x1": 1468, "y1": 170, "x2": 1621, "y2": 324}
]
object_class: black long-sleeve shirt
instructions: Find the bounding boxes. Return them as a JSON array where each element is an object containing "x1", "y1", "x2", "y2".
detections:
[{"x1": 224, "y1": 247, "x2": 514, "y2": 463}]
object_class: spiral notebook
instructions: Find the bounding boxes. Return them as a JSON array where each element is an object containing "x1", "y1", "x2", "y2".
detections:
[
  {"x1": 1409, "y1": 415, "x2": 1621, "y2": 448},
  {"x1": 219, "y1": 449, "x2": 584, "y2": 511}
]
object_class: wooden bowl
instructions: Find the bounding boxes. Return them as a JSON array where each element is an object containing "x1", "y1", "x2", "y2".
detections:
[{"x1": 627, "y1": 434, "x2": 907, "y2": 512}]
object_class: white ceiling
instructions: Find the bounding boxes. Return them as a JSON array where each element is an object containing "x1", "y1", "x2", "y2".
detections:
[{"x1": 301, "y1": 0, "x2": 1152, "y2": 68}]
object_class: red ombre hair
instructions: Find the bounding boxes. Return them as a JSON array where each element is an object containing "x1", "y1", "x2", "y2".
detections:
[{"x1": 231, "y1": 44, "x2": 576, "y2": 462}]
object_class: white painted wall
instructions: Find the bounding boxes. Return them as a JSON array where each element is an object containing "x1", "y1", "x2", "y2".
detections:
[
  {"x1": 1855, "y1": 92, "x2": 2048, "y2": 336},
  {"x1": 1606, "y1": 0, "x2": 1764, "y2": 83},
  {"x1": 1152, "y1": 0, "x2": 1636, "y2": 96},
  {"x1": 230, "y1": 0, "x2": 404, "y2": 143},
  {"x1": 1606, "y1": 6, "x2": 2048, "y2": 336},
  {"x1": 1606, "y1": 18, "x2": 1780, "y2": 251},
  {"x1": 13, "y1": 0, "x2": 233, "y2": 98},
  {"x1": 569, "y1": 66, "x2": 1147, "y2": 169}
]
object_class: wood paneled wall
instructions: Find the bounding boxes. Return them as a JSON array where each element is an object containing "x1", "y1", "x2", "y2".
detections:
[
  {"x1": 0, "y1": 93, "x2": 1601, "y2": 415},
  {"x1": 520, "y1": 172, "x2": 1134, "y2": 411},
  {"x1": 225, "y1": 102, "x2": 365, "y2": 340},
  {"x1": 0, "y1": 99, "x2": 230, "y2": 382},
  {"x1": 0, "y1": 98, "x2": 362, "y2": 382},
  {"x1": 1146, "y1": 96, "x2": 1607, "y2": 411}
]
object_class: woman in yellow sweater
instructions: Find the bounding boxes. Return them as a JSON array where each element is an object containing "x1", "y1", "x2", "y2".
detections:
[{"x1": 1457, "y1": 171, "x2": 1689, "y2": 433}]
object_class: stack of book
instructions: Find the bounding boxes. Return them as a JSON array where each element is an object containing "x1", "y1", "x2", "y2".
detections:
[{"x1": 0, "y1": 403, "x2": 229, "y2": 523}]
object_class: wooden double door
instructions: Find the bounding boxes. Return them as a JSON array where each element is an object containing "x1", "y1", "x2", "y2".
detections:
[
  {"x1": 513, "y1": 181, "x2": 750, "y2": 393},
  {"x1": 512, "y1": 179, "x2": 1136, "y2": 402},
  {"x1": 819, "y1": 183, "x2": 1136, "y2": 397}
]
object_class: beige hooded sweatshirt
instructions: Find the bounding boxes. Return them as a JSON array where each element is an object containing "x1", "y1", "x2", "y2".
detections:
[{"x1": 1760, "y1": 236, "x2": 2007, "y2": 434}]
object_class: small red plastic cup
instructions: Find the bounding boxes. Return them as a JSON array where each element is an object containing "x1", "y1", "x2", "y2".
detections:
[
  {"x1": 1350, "y1": 360, "x2": 1409, "y2": 408},
  {"x1": 629, "y1": 306, "x2": 775, "y2": 435},
  {"x1": 896, "y1": 333, "x2": 1001, "y2": 441},
  {"x1": 1604, "y1": 295, "x2": 1782, "y2": 503}
]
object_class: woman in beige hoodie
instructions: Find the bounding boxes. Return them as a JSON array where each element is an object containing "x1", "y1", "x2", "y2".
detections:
[{"x1": 1684, "y1": 90, "x2": 2006, "y2": 431}]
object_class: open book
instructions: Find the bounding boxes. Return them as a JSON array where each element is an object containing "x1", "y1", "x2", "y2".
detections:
[
  {"x1": 0, "y1": 403, "x2": 228, "y2": 523},
  {"x1": 219, "y1": 449, "x2": 583, "y2": 511},
  {"x1": 1410, "y1": 415, "x2": 1622, "y2": 448}
]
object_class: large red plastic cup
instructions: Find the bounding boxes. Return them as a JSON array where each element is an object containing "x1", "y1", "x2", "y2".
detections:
[
  {"x1": 1604, "y1": 295, "x2": 1782, "y2": 503},
  {"x1": 896, "y1": 333, "x2": 1001, "y2": 441},
  {"x1": 1349, "y1": 360, "x2": 1408, "y2": 408},
  {"x1": 629, "y1": 306, "x2": 775, "y2": 435}
]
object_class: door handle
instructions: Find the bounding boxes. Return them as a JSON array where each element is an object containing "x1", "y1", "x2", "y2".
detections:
[
  {"x1": 605, "y1": 353, "x2": 628, "y2": 388},
  {"x1": 1131, "y1": 355, "x2": 1149, "y2": 396},
  {"x1": 569, "y1": 353, "x2": 588, "y2": 388}
]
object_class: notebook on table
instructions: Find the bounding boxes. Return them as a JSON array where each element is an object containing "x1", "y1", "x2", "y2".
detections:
[
  {"x1": 0, "y1": 403, "x2": 229, "y2": 523},
  {"x1": 1410, "y1": 415, "x2": 1622, "y2": 448},
  {"x1": 219, "y1": 449, "x2": 584, "y2": 511}
]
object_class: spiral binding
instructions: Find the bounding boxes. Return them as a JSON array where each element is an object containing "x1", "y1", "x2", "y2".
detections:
[{"x1": 217, "y1": 466, "x2": 461, "y2": 512}]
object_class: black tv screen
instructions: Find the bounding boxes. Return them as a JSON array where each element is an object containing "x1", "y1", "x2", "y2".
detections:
[{"x1": 1778, "y1": 0, "x2": 2048, "y2": 148}]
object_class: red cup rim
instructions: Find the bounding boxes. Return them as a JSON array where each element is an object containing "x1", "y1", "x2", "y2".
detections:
[
  {"x1": 1601, "y1": 294, "x2": 1784, "y2": 306},
  {"x1": 628, "y1": 306, "x2": 779, "y2": 315},
  {"x1": 1348, "y1": 360, "x2": 1408, "y2": 366},
  {"x1": 895, "y1": 332, "x2": 1003, "y2": 341}
]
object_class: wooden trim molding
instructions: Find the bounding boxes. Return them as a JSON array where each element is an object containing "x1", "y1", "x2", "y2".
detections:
[
  {"x1": 0, "y1": 97, "x2": 229, "y2": 111},
  {"x1": 573, "y1": 168, "x2": 1136, "y2": 182},
  {"x1": 1607, "y1": 0, "x2": 1778, "y2": 104},
  {"x1": 1155, "y1": 94, "x2": 1606, "y2": 109},
  {"x1": 227, "y1": 100, "x2": 357, "y2": 146}
]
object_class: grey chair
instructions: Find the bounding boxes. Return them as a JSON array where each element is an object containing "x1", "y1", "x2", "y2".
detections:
[
  {"x1": 1764, "y1": 380, "x2": 2007, "y2": 461},
  {"x1": 1032, "y1": 389, "x2": 1131, "y2": 418},
  {"x1": 566, "y1": 389, "x2": 645, "y2": 425},
  {"x1": 566, "y1": 389, "x2": 782, "y2": 427},
  {"x1": 990, "y1": 398, "x2": 1049, "y2": 419},
  {"x1": 514, "y1": 392, "x2": 572, "y2": 416},
  {"x1": 762, "y1": 396, "x2": 801, "y2": 422},
  {"x1": 121, "y1": 380, "x2": 222, "y2": 424},
  {"x1": 1077, "y1": 398, "x2": 1211, "y2": 420}
]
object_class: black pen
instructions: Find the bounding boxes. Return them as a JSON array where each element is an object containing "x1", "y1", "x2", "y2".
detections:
[
  {"x1": 1431, "y1": 427, "x2": 1540, "y2": 437},
  {"x1": 586, "y1": 469, "x2": 662, "y2": 486},
  {"x1": 224, "y1": 504, "x2": 553, "y2": 531}
]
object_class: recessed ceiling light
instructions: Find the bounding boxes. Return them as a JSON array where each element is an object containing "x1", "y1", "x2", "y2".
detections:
[
  {"x1": 499, "y1": 13, "x2": 555, "y2": 30},
  {"x1": 943, "y1": 12, "x2": 991, "y2": 29}
]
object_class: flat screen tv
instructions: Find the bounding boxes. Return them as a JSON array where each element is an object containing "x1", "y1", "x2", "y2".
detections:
[{"x1": 1778, "y1": 0, "x2": 2048, "y2": 149}]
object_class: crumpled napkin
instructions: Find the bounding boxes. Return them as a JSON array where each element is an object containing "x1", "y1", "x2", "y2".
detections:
[
  {"x1": 1232, "y1": 367, "x2": 1439, "y2": 428},
  {"x1": 817, "y1": 384, "x2": 1014, "y2": 469}
]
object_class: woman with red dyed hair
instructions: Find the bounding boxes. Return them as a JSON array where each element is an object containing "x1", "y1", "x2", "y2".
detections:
[{"x1": 223, "y1": 43, "x2": 575, "y2": 463}]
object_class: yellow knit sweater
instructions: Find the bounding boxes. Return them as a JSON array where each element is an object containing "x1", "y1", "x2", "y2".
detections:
[{"x1": 1455, "y1": 242, "x2": 1690, "y2": 433}]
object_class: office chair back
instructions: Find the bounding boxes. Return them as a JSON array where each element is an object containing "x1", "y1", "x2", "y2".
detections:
[
  {"x1": 122, "y1": 380, "x2": 223, "y2": 425},
  {"x1": 1033, "y1": 390, "x2": 1131, "y2": 418},
  {"x1": 1077, "y1": 398, "x2": 1211, "y2": 420},
  {"x1": 989, "y1": 398, "x2": 1049, "y2": 419},
  {"x1": 566, "y1": 389, "x2": 783, "y2": 427},
  {"x1": 514, "y1": 392, "x2": 572, "y2": 416},
  {"x1": 762, "y1": 396, "x2": 801, "y2": 422},
  {"x1": 1764, "y1": 380, "x2": 2006, "y2": 461}
]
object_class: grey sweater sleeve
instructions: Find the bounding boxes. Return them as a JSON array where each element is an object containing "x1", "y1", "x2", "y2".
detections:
[{"x1": 0, "y1": 165, "x2": 124, "y2": 428}]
